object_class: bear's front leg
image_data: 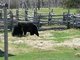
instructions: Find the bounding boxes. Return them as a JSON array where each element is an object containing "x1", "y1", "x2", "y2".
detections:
[{"x1": 23, "y1": 31, "x2": 27, "y2": 36}]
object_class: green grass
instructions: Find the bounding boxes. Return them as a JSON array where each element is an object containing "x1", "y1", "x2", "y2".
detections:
[
  {"x1": 8, "y1": 7, "x2": 78, "y2": 18},
  {"x1": 37, "y1": 7, "x2": 77, "y2": 14},
  {"x1": 50, "y1": 29, "x2": 80, "y2": 42},
  {"x1": 1, "y1": 29, "x2": 80, "y2": 60},
  {"x1": 1, "y1": 48, "x2": 79, "y2": 60}
]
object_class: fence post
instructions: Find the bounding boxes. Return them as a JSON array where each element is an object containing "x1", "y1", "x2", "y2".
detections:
[
  {"x1": 25, "y1": 9, "x2": 28, "y2": 21},
  {"x1": 67, "y1": 9, "x2": 70, "y2": 29},
  {"x1": 63, "y1": 12, "x2": 67, "y2": 24},
  {"x1": 63, "y1": 12, "x2": 66, "y2": 21},
  {"x1": 34, "y1": 9, "x2": 37, "y2": 21},
  {"x1": 9, "y1": 10, "x2": 13, "y2": 30},
  {"x1": 3, "y1": 3, "x2": 8, "y2": 60},
  {"x1": 48, "y1": 11, "x2": 52, "y2": 25},
  {"x1": 0, "y1": 10, "x2": 2, "y2": 19},
  {"x1": 33, "y1": 9, "x2": 41, "y2": 29},
  {"x1": 16, "y1": 9, "x2": 19, "y2": 20},
  {"x1": 37, "y1": 14, "x2": 41, "y2": 30}
]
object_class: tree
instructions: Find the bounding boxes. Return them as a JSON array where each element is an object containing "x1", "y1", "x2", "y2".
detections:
[
  {"x1": 37, "y1": 0, "x2": 41, "y2": 10},
  {"x1": 62, "y1": 0, "x2": 80, "y2": 8},
  {"x1": 26, "y1": 0, "x2": 31, "y2": 8}
]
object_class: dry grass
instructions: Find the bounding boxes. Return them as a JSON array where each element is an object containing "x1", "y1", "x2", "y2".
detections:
[{"x1": 0, "y1": 29, "x2": 80, "y2": 54}]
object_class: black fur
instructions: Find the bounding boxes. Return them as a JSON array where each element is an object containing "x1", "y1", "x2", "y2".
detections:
[
  {"x1": 12, "y1": 22, "x2": 39, "y2": 37},
  {"x1": 12, "y1": 24, "x2": 23, "y2": 37}
]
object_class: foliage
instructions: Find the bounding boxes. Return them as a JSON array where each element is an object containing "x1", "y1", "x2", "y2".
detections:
[{"x1": 62, "y1": 0, "x2": 80, "y2": 8}]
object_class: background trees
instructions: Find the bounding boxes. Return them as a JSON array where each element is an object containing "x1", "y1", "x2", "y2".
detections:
[
  {"x1": 62, "y1": 0, "x2": 80, "y2": 8},
  {"x1": 0, "y1": 0, "x2": 63, "y2": 8},
  {"x1": 1, "y1": 0, "x2": 80, "y2": 9}
]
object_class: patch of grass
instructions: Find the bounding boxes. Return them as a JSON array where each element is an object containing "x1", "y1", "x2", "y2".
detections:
[
  {"x1": 50, "y1": 29, "x2": 80, "y2": 42},
  {"x1": 1, "y1": 46, "x2": 80, "y2": 60},
  {"x1": 3, "y1": 47, "x2": 79, "y2": 60},
  {"x1": 1, "y1": 29, "x2": 80, "y2": 60},
  {"x1": 8, "y1": 7, "x2": 77, "y2": 18},
  {"x1": 38, "y1": 7, "x2": 77, "y2": 15}
]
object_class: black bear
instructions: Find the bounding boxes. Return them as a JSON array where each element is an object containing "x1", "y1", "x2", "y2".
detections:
[
  {"x1": 12, "y1": 24, "x2": 23, "y2": 37},
  {"x1": 12, "y1": 22, "x2": 39, "y2": 37}
]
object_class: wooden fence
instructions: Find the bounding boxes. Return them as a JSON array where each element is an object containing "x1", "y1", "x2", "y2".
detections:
[{"x1": 0, "y1": 8, "x2": 79, "y2": 30}]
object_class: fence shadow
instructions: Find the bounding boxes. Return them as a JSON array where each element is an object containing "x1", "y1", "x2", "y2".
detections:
[
  {"x1": 0, "y1": 49, "x2": 15, "y2": 57},
  {"x1": 39, "y1": 27, "x2": 67, "y2": 31}
]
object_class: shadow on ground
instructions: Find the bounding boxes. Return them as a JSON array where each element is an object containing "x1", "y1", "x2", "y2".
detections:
[
  {"x1": 39, "y1": 27, "x2": 67, "y2": 31},
  {"x1": 0, "y1": 49, "x2": 15, "y2": 57}
]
